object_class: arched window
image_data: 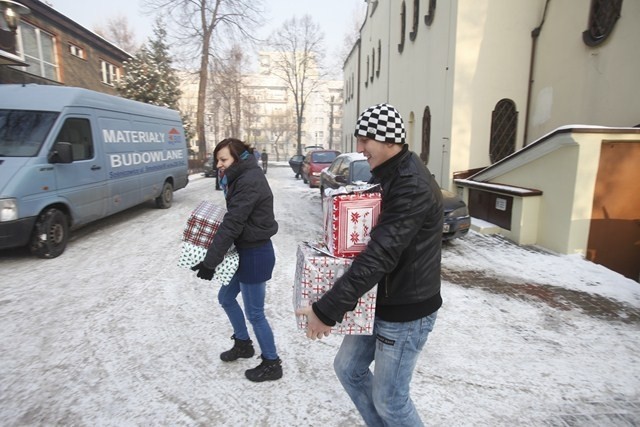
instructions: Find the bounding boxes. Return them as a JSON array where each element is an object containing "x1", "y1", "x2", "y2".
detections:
[
  {"x1": 420, "y1": 106, "x2": 431, "y2": 164},
  {"x1": 583, "y1": 0, "x2": 623, "y2": 46},
  {"x1": 371, "y1": 48, "x2": 375, "y2": 83},
  {"x1": 489, "y1": 99, "x2": 518, "y2": 164},
  {"x1": 376, "y1": 40, "x2": 381, "y2": 77},
  {"x1": 424, "y1": 0, "x2": 436, "y2": 26},
  {"x1": 410, "y1": 0, "x2": 419, "y2": 41},
  {"x1": 398, "y1": 1, "x2": 406, "y2": 53}
]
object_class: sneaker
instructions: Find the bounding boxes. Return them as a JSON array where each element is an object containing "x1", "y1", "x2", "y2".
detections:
[
  {"x1": 245, "y1": 356, "x2": 283, "y2": 382},
  {"x1": 220, "y1": 335, "x2": 255, "y2": 362}
]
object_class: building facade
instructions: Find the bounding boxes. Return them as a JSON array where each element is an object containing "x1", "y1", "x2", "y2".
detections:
[
  {"x1": 344, "y1": 0, "x2": 640, "y2": 280},
  {"x1": 0, "y1": 0, "x2": 130, "y2": 94}
]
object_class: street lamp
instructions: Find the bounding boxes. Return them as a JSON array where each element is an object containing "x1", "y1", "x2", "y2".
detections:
[{"x1": 0, "y1": 0, "x2": 30, "y2": 33}]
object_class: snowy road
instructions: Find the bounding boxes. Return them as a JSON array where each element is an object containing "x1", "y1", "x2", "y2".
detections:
[{"x1": 1, "y1": 166, "x2": 639, "y2": 426}]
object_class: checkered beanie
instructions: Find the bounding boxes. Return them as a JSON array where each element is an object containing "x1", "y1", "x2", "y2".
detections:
[{"x1": 354, "y1": 103, "x2": 406, "y2": 144}]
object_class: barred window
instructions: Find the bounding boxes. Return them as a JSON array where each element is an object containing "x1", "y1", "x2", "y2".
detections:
[
  {"x1": 583, "y1": 0, "x2": 623, "y2": 46},
  {"x1": 489, "y1": 99, "x2": 518, "y2": 164}
]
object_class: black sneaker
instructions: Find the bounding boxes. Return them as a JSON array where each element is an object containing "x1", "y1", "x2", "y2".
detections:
[
  {"x1": 220, "y1": 335, "x2": 255, "y2": 362},
  {"x1": 245, "y1": 356, "x2": 283, "y2": 382}
]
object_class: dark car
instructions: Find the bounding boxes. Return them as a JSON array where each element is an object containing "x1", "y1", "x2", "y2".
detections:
[
  {"x1": 301, "y1": 149, "x2": 340, "y2": 187},
  {"x1": 320, "y1": 153, "x2": 471, "y2": 240},
  {"x1": 319, "y1": 152, "x2": 370, "y2": 194},
  {"x1": 202, "y1": 156, "x2": 221, "y2": 190},
  {"x1": 288, "y1": 154, "x2": 305, "y2": 177}
]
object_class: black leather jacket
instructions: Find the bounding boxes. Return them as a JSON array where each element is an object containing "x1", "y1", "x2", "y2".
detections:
[
  {"x1": 314, "y1": 146, "x2": 443, "y2": 323},
  {"x1": 203, "y1": 156, "x2": 278, "y2": 269}
]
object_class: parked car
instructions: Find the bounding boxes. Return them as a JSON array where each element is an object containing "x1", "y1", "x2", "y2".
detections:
[
  {"x1": 202, "y1": 156, "x2": 221, "y2": 190},
  {"x1": 288, "y1": 154, "x2": 305, "y2": 177},
  {"x1": 301, "y1": 149, "x2": 341, "y2": 187},
  {"x1": 319, "y1": 152, "x2": 370, "y2": 194},
  {"x1": 320, "y1": 153, "x2": 471, "y2": 240}
]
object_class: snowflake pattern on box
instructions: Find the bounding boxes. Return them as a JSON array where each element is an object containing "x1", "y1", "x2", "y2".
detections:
[
  {"x1": 293, "y1": 244, "x2": 377, "y2": 335},
  {"x1": 323, "y1": 192, "x2": 381, "y2": 258},
  {"x1": 177, "y1": 201, "x2": 238, "y2": 286}
]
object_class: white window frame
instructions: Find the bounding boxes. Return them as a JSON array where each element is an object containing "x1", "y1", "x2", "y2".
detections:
[
  {"x1": 100, "y1": 59, "x2": 119, "y2": 86},
  {"x1": 14, "y1": 22, "x2": 59, "y2": 81},
  {"x1": 69, "y1": 43, "x2": 85, "y2": 59}
]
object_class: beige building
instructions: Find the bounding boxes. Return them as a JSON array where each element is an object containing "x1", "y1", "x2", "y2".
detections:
[
  {"x1": 179, "y1": 52, "x2": 344, "y2": 161},
  {"x1": 344, "y1": 0, "x2": 639, "y2": 280}
]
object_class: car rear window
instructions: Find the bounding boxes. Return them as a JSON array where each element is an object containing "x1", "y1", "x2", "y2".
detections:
[
  {"x1": 352, "y1": 160, "x2": 372, "y2": 182},
  {"x1": 311, "y1": 151, "x2": 338, "y2": 163}
]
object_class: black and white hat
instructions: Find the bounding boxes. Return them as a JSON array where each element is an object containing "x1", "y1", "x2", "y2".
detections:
[{"x1": 354, "y1": 103, "x2": 406, "y2": 144}]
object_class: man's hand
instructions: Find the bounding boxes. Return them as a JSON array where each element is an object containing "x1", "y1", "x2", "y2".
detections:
[
  {"x1": 296, "y1": 306, "x2": 332, "y2": 340},
  {"x1": 191, "y1": 262, "x2": 215, "y2": 281}
]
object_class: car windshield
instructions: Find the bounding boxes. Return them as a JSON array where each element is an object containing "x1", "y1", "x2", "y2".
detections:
[
  {"x1": 311, "y1": 151, "x2": 338, "y2": 163},
  {"x1": 0, "y1": 110, "x2": 59, "y2": 157},
  {"x1": 352, "y1": 160, "x2": 372, "y2": 182}
]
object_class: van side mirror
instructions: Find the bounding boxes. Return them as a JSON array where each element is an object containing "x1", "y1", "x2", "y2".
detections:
[{"x1": 49, "y1": 142, "x2": 73, "y2": 164}]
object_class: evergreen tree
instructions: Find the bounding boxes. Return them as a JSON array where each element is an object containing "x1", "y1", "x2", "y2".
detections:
[{"x1": 117, "y1": 18, "x2": 194, "y2": 139}]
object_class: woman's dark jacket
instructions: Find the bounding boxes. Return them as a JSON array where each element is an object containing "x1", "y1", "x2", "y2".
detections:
[
  {"x1": 314, "y1": 145, "x2": 444, "y2": 324},
  {"x1": 203, "y1": 156, "x2": 278, "y2": 270}
]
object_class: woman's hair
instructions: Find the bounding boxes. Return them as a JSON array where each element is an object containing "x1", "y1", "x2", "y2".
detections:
[{"x1": 214, "y1": 138, "x2": 254, "y2": 162}]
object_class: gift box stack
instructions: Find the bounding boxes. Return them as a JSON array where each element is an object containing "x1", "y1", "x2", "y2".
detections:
[
  {"x1": 294, "y1": 186, "x2": 381, "y2": 335},
  {"x1": 177, "y1": 200, "x2": 226, "y2": 269}
]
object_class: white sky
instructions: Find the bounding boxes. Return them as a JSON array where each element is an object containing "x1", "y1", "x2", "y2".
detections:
[{"x1": 48, "y1": 0, "x2": 365, "y2": 59}]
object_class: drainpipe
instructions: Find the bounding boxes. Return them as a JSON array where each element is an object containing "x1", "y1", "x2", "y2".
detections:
[{"x1": 523, "y1": 0, "x2": 550, "y2": 146}]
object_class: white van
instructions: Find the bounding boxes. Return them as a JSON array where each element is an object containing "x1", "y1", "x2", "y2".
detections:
[{"x1": 0, "y1": 84, "x2": 189, "y2": 258}]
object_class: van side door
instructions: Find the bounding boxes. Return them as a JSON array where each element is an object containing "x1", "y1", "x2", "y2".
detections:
[{"x1": 51, "y1": 116, "x2": 107, "y2": 224}]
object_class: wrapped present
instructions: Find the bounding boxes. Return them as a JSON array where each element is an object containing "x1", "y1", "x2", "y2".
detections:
[
  {"x1": 294, "y1": 243, "x2": 377, "y2": 335},
  {"x1": 323, "y1": 187, "x2": 382, "y2": 258},
  {"x1": 181, "y1": 201, "x2": 226, "y2": 248},
  {"x1": 178, "y1": 201, "x2": 237, "y2": 286}
]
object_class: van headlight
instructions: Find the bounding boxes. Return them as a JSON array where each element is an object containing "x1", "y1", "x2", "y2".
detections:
[{"x1": 0, "y1": 199, "x2": 18, "y2": 222}]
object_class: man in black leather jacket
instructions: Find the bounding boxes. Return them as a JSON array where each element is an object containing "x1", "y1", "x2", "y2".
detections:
[{"x1": 296, "y1": 103, "x2": 443, "y2": 426}]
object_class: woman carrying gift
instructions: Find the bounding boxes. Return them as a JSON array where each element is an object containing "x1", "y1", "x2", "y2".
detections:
[{"x1": 191, "y1": 138, "x2": 281, "y2": 382}]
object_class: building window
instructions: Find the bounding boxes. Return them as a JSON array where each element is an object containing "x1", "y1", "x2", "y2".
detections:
[
  {"x1": 376, "y1": 40, "x2": 381, "y2": 77},
  {"x1": 410, "y1": 0, "x2": 420, "y2": 41},
  {"x1": 489, "y1": 99, "x2": 518, "y2": 164},
  {"x1": 69, "y1": 43, "x2": 85, "y2": 59},
  {"x1": 398, "y1": 1, "x2": 406, "y2": 53},
  {"x1": 424, "y1": 0, "x2": 437, "y2": 26},
  {"x1": 583, "y1": 0, "x2": 623, "y2": 47},
  {"x1": 100, "y1": 60, "x2": 119, "y2": 85},
  {"x1": 421, "y1": 106, "x2": 431, "y2": 164},
  {"x1": 15, "y1": 22, "x2": 59, "y2": 81}
]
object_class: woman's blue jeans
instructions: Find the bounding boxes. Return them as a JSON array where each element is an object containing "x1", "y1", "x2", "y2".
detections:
[
  {"x1": 333, "y1": 312, "x2": 438, "y2": 427},
  {"x1": 217, "y1": 274, "x2": 278, "y2": 360}
]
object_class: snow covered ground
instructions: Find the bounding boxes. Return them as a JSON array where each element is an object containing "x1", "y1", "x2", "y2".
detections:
[{"x1": 1, "y1": 165, "x2": 639, "y2": 426}]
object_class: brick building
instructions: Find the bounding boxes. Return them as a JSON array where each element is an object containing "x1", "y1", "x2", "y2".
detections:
[{"x1": 0, "y1": 0, "x2": 130, "y2": 94}]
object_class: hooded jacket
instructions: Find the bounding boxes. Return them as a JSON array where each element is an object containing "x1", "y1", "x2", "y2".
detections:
[
  {"x1": 314, "y1": 145, "x2": 443, "y2": 324},
  {"x1": 203, "y1": 155, "x2": 278, "y2": 270}
]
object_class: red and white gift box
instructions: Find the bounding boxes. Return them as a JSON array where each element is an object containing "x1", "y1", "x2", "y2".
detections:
[
  {"x1": 323, "y1": 189, "x2": 381, "y2": 258},
  {"x1": 294, "y1": 243, "x2": 377, "y2": 335},
  {"x1": 178, "y1": 201, "x2": 226, "y2": 269}
]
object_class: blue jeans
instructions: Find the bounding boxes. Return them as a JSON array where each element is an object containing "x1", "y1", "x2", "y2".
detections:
[
  {"x1": 217, "y1": 274, "x2": 278, "y2": 360},
  {"x1": 333, "y1": 312, "x2": 438, "y2": 427}
]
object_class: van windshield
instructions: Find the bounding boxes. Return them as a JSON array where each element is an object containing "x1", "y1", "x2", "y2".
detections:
[{"x1": 0, "y1": 110, "x2": 59, "y2": 157}]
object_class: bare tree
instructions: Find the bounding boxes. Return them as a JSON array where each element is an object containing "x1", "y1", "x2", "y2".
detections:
[
  {"x1": 264, "y1": 108, "x2": 296, "y2": 161},
  {"x1": 94, "y1": 14, "x2": 140, "y2": 53},
  {"x1": 267, "y1": 15, "x2": 325, "y2": 156},
  {"x1": 143, "y1": 0, "x2": 264, "y2": 160},
  {"x1": 209, "y1": 45, "x2": 248, "y2": 139}
]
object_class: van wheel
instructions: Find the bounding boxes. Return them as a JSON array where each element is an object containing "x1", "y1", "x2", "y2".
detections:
[
  {"x1": 30, "y1": 208, "x2": 69, "y2": 259},
  {"x1": 156, "y1": 181, "x2": 173, "y2": 209}
]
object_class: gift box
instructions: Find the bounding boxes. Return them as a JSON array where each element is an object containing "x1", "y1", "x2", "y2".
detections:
[
  {"x1": 323, "y1": 190, "x2": 381, "y2": 258},
  {"x1": 294, "y1": 243, "x2": 377, "y2": 335},
  {"x1": 177, "y1": 201, "x2": 238, "y2": 286}
]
